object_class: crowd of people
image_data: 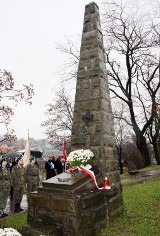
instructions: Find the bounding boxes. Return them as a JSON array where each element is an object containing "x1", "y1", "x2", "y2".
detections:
[
  {"x1": 0, "y1": 155, "x2": 65, "y2": 218},
  {"x1": 45, "y1": 156, "x2": 65, "y2": 179}
]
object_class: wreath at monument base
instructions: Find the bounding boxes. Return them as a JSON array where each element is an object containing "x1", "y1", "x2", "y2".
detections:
[
  {"x1": 0, "y1": 228, "x2": 22, "y2": 236},
  {"x1": 66, "y1": 149, "x2": 112, "y2": 191},
  {"x1": 67, "y1": 149, "x2": 94, "y2": 167}
]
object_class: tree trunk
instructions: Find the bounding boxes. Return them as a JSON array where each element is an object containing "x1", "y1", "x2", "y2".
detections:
[
  {"x1": 117, "y1": 146, "x2": 123, "y2": 174},
  {"x1": 135, "y1": 132, "x2": 151, "y2": 166},
  {"x1": 130, "y1": 106, "x2": 151, "y2": 166},
  {"x1": 152, "y1": 141, "x2": 160, "y2": 165},
  {"x1": 119, "y1": 158, "x2": 123, "y2": 174}
]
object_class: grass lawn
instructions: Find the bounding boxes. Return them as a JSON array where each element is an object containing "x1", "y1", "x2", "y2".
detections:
[
  {"x1": 98, "y1": 177, "x2": 160, "y2": 236},
  {"x1": 0, "y1": 167, "x2": 160, "y2": 236},
  {"x1": 0, "y1": 211, "x2": 27, "y2": 232}
]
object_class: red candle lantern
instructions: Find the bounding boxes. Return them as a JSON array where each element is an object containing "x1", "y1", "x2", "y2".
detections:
[{"x1": 104, "y1": 177, "x2": 109, "y2": 189}]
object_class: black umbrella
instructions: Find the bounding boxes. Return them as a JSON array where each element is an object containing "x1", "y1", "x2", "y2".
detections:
[
  {"x1": 3, "y1": 152, "x2": 22, "y2": 159},
  {"x1": 17, "y1": 150, "x2": 43, "y2": 159},
  {"x1": 30, "y1": 150, "x2": 42, "y2": 158}
]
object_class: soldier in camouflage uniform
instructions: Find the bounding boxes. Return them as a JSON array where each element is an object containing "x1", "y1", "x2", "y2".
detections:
[
  {"x1": 12, "y1": 156, "x2": 25, "y2": 213},
  {"x1": 25, "y1": 156, "x2": 39, "y2": 194},
  {"x1": 0, "y1": 157, "x2": 11, "y2": 218}
]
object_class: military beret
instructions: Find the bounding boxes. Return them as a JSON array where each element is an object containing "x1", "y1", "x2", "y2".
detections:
[
  {"x1": 1, "y1": 157, "x2": 8, "y2": 162},
  {"x1": 29, "y1": 155, "x2": 35, "y2": 161},
  {"x1": 16, "y1": 156, "x2": 22, "y2": 162}
]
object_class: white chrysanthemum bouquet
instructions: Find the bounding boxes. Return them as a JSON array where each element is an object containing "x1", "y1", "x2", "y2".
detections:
[
  {"x1": 67, "y1": 149, "x2": 94, "y2": 167},
  {"x1": 0, "y1": 228, "x2": 22, "y2": 236}
]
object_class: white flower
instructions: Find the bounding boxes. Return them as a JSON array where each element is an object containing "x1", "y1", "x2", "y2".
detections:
[
  {"x1": 0, "y1": 228, "x2": 22, "y2": 236},
  {"x1": 67, "y1": 149, "x2": 94, "y2": 167}
]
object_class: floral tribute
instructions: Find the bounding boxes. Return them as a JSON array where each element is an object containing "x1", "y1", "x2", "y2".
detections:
[
  {"x1": 0, "y1": 228, "x2": 22, "y2": 236},
  {"x1": 67, "y1": 149, "x2": 94, "y2": 167}
]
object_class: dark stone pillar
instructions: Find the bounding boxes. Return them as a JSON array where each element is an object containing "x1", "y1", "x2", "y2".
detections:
[
  {"x1": 22, "y1": 3, "x2": 123, "y2": 236},
  {"x1": 71, "y1": 1, "x2": 122, "y2": 207}
]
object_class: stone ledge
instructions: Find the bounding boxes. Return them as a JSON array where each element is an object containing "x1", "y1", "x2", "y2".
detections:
[
  {"x1": 22, "y1": 224, "x2": 63, "y2": 236},
  {"x1": 128, "y1": 170, "x2": 139, "y2": 175},
  {"x1": 101, "y1": 188, "x2": 118, "y2": 198}
]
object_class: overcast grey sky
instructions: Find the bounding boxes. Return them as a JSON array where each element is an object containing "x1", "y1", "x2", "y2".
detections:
[
  {"x1": 0, "y1": 0, "x2": 104, "y2": 140},
  {"x1": 0, "y1": 0, "x2": 157, "y2": 140}
]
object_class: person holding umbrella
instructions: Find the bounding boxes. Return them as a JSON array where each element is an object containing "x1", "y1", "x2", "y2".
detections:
[{"x1": 0, "y1": 157, "x2": 11, "y2": 218}]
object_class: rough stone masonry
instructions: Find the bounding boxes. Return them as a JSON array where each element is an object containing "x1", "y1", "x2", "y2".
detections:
[
  {"x1": 22, "y1": 2, "x2": 123, "y2": 236},
  {"x1": 71, "y1": 2, "x2": 122, "y2": 194}
]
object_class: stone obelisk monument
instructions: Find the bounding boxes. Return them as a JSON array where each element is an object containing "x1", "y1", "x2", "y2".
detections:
[
  {"x1": 22, "y1": 3, "x2": 123, "y2": 236},
  {"x1": 71, "y1": 2, "x2": 122, "y2": 192}
]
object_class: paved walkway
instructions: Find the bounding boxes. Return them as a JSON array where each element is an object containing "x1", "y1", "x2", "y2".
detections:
[
  {"x1": 121, "y1": 168, "x2": 160, "y2": 184},
  {"x1": 5, "y1": 194, "x2": 28, "y2": 215},
  {"x1": 141, "y1": 168, "x2": 160, "y2": 175}
]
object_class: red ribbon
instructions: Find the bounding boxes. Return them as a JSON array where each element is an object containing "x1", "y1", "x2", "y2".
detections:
[
  {"x1": 79, "y1": 166, "x2": 106, "y2": 190},
  {"x1": 66, "y1": 166, "x2": 111, "y2": 191}
]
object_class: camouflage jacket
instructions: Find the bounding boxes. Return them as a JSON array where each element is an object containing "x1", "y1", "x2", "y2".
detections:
[
  {"x1": 0, "y1": 166, "x2": 12, "y2": 190},
  {"x1": 12, "y1": 164, "x2": 26, "y2": 187},
  {"x1": 25, "y1": 164, "x2": 39, "y2": 184}
]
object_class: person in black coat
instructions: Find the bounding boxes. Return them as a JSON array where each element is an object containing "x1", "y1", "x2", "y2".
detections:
[
  {"x1": 55, "y1": 157, "x2": 63, "y2": 175},
  {"x1": 45, "y1": 156, "x2": 56, "y2": 180}
]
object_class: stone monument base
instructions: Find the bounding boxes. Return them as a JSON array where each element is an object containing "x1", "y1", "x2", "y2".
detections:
[
  {"x1": 22, "y1": 172, "x2": 123, "y2": 236},
  {"x1": 22, "y1": 224, "x2": 63, "y2": 236}
]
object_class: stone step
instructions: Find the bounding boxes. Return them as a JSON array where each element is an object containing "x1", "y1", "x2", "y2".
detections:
[{"x1": 22, "y1": 224, "x2": 63, "y2": 236}]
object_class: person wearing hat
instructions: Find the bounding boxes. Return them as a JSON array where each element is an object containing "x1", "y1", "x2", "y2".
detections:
[
  {"x1": 12, "y1": 156, "x2": 25, "y2": 213},
  {"x1": 25, "y1": 155, "x2": 39, "y2": 195},
  {"x1": 0, "y1": 157, "x2": 11, "y2": 218}
]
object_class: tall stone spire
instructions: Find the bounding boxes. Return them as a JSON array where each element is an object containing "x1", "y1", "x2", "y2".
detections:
[
  {"x1": 71, "y1": 2, "x2": 120, "y2": 189},
  {"x1": 22, "y1": 4, "x2": 123, "y2": 235}
]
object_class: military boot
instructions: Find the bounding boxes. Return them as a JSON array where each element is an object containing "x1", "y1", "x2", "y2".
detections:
[{"x1": 1, "y1": 209, "x2": 8, "y2": 217}]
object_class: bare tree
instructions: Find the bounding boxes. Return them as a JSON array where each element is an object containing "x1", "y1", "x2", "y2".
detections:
[
  {"x1": 53, "y1": 1, "x2": 160, "y2": 166},
  {"x1": 102, "y1": 0, "x2": 160, "y2": 166},
  {"x1": 56, "y1": 37, "x2": 80, "y2": 82},
  {"x1": 146, "y1": 101, "x2": 160, "y2": 163},
  {"x1": 113, "y1": 103, "x2": 132, "y2": 173},
  {"x1": 0, "y1": 69, "x2": 34, "y2": 142},
  {"x1": 122, "y1": 135, "x2": 145, "y2": 171},
  {"x1": 41, "y1": 87, "x2": 73, "y2": 144}
]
